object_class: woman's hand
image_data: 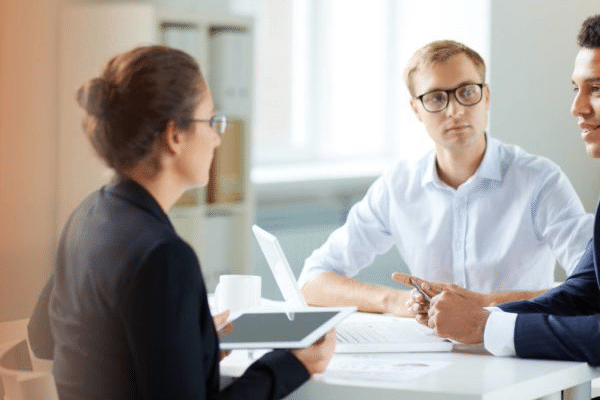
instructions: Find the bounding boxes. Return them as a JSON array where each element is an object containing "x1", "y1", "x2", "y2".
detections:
[
  {"x1": 213, "y1": 310, "x2": 233, "y2": 360},
  {"x1": 291, "y1": 328, "x2": 337, "y2": 375}
]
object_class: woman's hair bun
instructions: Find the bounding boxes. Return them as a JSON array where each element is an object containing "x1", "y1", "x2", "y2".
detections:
[{"x1": 76, "y1": 77, "x2": 119, "y2": 118}]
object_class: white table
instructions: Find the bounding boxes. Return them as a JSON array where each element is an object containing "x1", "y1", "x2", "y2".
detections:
[{"x1": 220, "y1": 312, "x2": 600, "y2": 400}]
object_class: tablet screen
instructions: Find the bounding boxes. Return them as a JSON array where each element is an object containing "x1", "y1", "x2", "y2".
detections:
[{"x1": 219, "y1": 308, "x2": 354, "y2": 350}]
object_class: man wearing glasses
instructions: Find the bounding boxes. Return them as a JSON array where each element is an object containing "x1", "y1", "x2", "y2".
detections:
[
  {"x1": 298, "y1": 40, "x2": 593, "y2": 317},
  {"x1": 403, "y1": 15, "x2": 600, "y2": 369}
]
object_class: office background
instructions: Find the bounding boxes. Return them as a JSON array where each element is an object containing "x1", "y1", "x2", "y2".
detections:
[{"x1": 1, "y1": 0, "x2": 599, "y2": 320}]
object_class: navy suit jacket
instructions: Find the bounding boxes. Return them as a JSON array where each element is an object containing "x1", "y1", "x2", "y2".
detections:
[{"x1": 499, "y1": 201, "x2": 600, "y2": 366}]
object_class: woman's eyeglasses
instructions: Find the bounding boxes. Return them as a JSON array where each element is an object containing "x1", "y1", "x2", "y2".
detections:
[{"x1": 189, "y1": 116, "x2": 228, "y2": 135}]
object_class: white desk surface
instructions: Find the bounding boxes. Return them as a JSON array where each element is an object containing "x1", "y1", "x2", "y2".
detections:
[{"x1": 220, "y1": 311, "x2": 600, "y2": 400}]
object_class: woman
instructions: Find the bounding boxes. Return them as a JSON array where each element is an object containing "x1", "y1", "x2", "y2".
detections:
[{"x1": 29, "y1": 45, "x2": 335, "y2": 399}]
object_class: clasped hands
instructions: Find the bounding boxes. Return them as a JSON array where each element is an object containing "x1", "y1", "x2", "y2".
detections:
[{"x1": 391, "y1": 272, "x2": 490, "y2": 344}]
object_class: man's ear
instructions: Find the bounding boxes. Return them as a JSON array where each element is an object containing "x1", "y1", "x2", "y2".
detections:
[
  {"x1": 163, "y1": 121, "x2": 185, "y2": 155},
  {"x1": 483, "y1": 84, "x2": 491, "y2": 110},
  {"x1": 409, "y1": 98, "x2": 423, "y2": 122}
]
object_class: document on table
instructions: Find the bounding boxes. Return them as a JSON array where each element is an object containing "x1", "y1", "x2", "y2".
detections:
[{"x1": 316, "y1": 355, "x2": 451, "y2": 382}]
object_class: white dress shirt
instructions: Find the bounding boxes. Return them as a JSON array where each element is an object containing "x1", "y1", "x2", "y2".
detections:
[{"x1": 298, "y1": 135, "x2": 593, "y2": 292}]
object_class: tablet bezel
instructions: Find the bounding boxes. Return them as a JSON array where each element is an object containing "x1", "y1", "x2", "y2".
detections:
[{"x1": 219, "y1": 306, "x2": 356, "y2": 350}]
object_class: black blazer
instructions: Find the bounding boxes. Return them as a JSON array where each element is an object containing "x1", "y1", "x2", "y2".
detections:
[
  {"x1": 500, "y1": 199, "x2": 600, "y2": 366},
  {"x1": 29, "y1": 178, "x2": 308, "y2": 399}
]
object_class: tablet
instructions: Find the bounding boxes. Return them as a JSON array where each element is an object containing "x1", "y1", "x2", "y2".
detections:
[{"x1": 219, "y1": 307, "x2": 355, "y2": 350}]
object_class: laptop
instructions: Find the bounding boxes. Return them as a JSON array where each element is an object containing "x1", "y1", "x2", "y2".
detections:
[{"x1": 252, "y1": 224, "x2": 453, "y2": 353}]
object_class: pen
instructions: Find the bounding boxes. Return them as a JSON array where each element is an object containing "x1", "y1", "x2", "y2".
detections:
[{"x1": 409, "y1": 277, "x2": 433, "y2": 302}]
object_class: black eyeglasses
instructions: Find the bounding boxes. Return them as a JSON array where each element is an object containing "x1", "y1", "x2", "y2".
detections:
[
  {"x1": 416, "y1": 83, "x2": 485, "y2": 113},
  {"x1": 189, "y1": 116, "x2": 228, "y2": 135}
]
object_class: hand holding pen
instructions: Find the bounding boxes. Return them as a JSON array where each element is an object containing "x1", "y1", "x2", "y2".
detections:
[
  {"x1": 409, "y1": 276, "x2": 433, "y2": 301},
  {"x1": 391, "y1": 272, "x2": 490, "y2": 343},
  {"x1": 390, "y1": 272, "x2": 443, "y2": 316},
  {"x1": 391, "y1": 272, "x2": 442, "y2": 298}
]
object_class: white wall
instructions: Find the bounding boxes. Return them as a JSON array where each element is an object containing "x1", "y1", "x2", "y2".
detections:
[
  {"x1": 56, "y1": 3, "x2": 156, "y2": 236},
  {"x1": 0, "y1": 0, "x2": 60, "y2": 322},
  {"x1": 489, "y1": 0, "x2": 600, "y2": 213}
]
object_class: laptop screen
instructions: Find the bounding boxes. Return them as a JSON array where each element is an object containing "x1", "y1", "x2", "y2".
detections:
[{"x1": 252, "y1": 225, "x2": 308, "y2": 309}]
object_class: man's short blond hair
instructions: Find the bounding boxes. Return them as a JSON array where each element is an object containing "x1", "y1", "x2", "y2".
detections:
[{"x1": 404, "y1": 40, "x2": 486, "y2": 97}]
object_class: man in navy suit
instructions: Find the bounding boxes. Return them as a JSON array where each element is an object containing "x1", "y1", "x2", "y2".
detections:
[{"x1": 402, "y1": 14, "x2": 600, "y2": 367}]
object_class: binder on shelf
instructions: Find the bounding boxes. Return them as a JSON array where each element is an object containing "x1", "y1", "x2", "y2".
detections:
[
  {"x1": 206, "y1": 119, "x2": 245, "y2": 204},
  {"x1": 209, "y1": 30, "x2": 252, "y2": 118}
]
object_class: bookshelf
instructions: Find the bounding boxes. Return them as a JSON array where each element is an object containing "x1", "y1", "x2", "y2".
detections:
[{"x1": 158, "y1": 10, "x2": 256, "y2": 292}]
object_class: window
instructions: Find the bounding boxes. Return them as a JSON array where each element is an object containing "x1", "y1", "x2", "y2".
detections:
[{"x1": 251, "y1": 0, "x2": 490, "y2": 182}]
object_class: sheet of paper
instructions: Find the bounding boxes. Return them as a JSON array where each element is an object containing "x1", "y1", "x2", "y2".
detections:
[{"x1": 316, "y1": 355, "x2": 451, "y2": 382}]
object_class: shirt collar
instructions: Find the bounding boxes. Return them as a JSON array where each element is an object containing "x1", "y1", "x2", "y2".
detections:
[
  {"x1": 475, "y1": 134, "x2": 502, "y2": 182},
  {"x1": 422, "y1": 151, "x2": 438, "y2": 187},
  {"x1": 105, "y1": 175, "x2": 174, "y2": 229},
  {"x1": 421, "y1": 133, "x2": 502, "y2": 188}
]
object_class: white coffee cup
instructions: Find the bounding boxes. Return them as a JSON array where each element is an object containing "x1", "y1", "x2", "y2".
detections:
[{"x1": 215, "y1": 274, "x2": 262, "y2": 314}]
